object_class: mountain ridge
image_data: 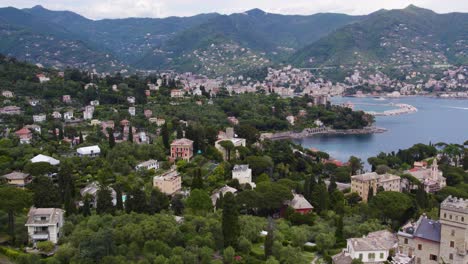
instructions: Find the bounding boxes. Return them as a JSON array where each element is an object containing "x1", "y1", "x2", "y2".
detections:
[{"x1": 0, "y1": 4, "x2": 466, "y2": 75}]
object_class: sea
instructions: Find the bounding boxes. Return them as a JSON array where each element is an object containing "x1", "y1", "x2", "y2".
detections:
[{"x1": 294, "y1": 97, "x2": 468, "y2": 167}]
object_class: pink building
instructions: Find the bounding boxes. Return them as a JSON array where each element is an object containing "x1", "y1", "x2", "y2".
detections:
[
  {"x1": 144, "y1": 109, "x2": 153, "y2": 118},
  {"x1": 170, "y1": 138, "x2": 194, "y2": 161},
  {"x1": 62, "y1": 95, "x2": 71, "y2": 103},
  {"x1": 15, "y1": 127, "x2": 33, "y2": 144}
]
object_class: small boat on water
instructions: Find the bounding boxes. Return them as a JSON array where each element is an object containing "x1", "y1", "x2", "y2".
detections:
[{"x1": 374, "y1": 97, "x2": 386, "y2": 101}]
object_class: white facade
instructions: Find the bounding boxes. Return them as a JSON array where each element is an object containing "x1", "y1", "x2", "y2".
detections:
[
  {"x1": 127, "y1": 96, "x2": 136, "y2": 104},
  {"x1": 232, "y1": 165, "x2": 254, "y2": 186},
  {"x1": 77, "y1": 145, "x2": 101, "y2": 157},
  {"x1": 64, "y1": 111, "x2": 74, "y2": 120},
  {"x1": 25, "y1": 208, "x2": 64, "y2": 245},
  {"x1": 83, "y1": 106, "x2": 94, "y2": 120},
  {"x1": 33, "y1": 114, "x2": 47, "y2": 123},
  {"x1": 129, "y1": 107, "x2": 136, "y2": 116},
  {"x1": 136, "y1": 159, "x2": 159, "y2": 171}
]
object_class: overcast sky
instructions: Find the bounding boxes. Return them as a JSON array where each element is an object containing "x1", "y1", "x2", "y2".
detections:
[{"x1": 2, "y1": 0, "x2": 468, "y2": 19}]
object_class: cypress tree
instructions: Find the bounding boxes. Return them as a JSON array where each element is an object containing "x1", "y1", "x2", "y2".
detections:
[
  {"x1": 58, "y1": 127, "x2": 64, "y2": 140},
  {"x1": 368, "y1": 186, "x2": 374, "y2": 202},
  {"x1": 335, "y1": 216, "x2": 344, "y2": 243},
  {"x1": 415, "y1": 184, "x2": 428, "y2": 209},
  {"x1": 215, "y1": 192, "x2": 224, "y2": 210},
  {"x1": 264, "y1": 217, "x2": 275, "y2": 258},
  {"x1": 222, "y1": 192, "x2": 239, "y2": 248},
  {"x1": 192, "y1": 168, "x2": 204, "y2": 189},
  {"x1": 312, "y1": 181, "x2": 329, "y2": 213},
  {"x1": 96, "y1": 187, "x2": 114, "y2": 214},
  {"x1": 115, "y1": 185, "x2": 123, "y2": 211},
  {"x1": 79, "y1": 131, "x2": 84, "y2": 144},
  {"x1": 328, "y1": 175, "x2": 337, "y2": 193},
  {"x1": 63, "y1": 184, "x2": 76, "y2": 216},
  {"x1": 129, "y1": 189, "x2": 147, "y2": 213},
  {"x1": 109, "y1": 128, "x2": 116, "y2": 148},
  {"x1": 128, "y1": 125, "x2": 133, "y2": 143},
  {"x1": 161, "y1": 123, "x2": 170, "y2": 150},
  {"x1": 176, "y1": 125, "x2": 183, "y2": 139},
  {"x1": 82, "y1": 195, "x2": 92, "y2": 217}
]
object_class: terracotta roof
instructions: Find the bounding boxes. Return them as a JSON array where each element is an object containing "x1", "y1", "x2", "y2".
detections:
[
  {"x1": 15, "y1": 127, "x2": 31, "y2": 135},
  {"x1": 171, "y1": 138, "x2": 194, "y2": 146}
]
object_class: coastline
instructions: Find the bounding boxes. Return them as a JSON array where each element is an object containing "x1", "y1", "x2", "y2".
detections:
[{"x1": 260, "y1": 126, "x2": 387, "y2": 140}]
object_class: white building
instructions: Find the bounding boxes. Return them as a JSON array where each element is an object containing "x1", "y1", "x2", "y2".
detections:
[
  {"x1": 90, "y1": 100, "x2": 100, "y2": 106},
  {"x1": 127, "y1": 96, "x2": 136, "y2": 104},
  {"x1": 2, "y1": 90, "x2": 14, "y2": 98},
  {"x1": 232, "y1": 164, "x2": 255, "y2": 187},
  {"x1": 128, "y1": 107, "x2": 136, "y2": 116},
  {"x1": 215, "y1": 127, "x2": 246, "y2": 161},
  {"x1": 64, "y1": 111, "x2": 74, "y2": 120},
  {"x1": 135, "y1": 159, "x2": 159, "y2": 171},
  {"x1": 286, "y1": 115, "x2": 295, "y2": 125},
  {"x1": 30, "y1": 154, "x2": 60, "y2": 166},
  {"x1": 77, "y1": 145, "x2": 101, "y2": 157},
  {"x1": 51, "y1": 111, "x2": 62, "y2": 119},
  {"x1": 25, "y1": 208, "x2": 64, "y2": 245},
  {"x1": 83, "y1": 106, "x2": 94, "y2": 120},
  {"x1": 33, "y1": 114, "x2": 47, "y2": 123},
  {"x1": 332, "y1": 230, "x2": 398, "y2": 264}
]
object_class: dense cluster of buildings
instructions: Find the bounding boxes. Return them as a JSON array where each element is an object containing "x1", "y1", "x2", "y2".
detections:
[{"x1": 333, "y1": 196, "x2": 468, "y2": 264}]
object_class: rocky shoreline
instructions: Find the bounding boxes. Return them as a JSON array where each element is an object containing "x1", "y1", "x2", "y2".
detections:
[{"x1": 260, "y1": 126, "x2": 387, "y2": 140}]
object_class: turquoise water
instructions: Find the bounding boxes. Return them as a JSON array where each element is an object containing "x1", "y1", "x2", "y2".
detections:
[{"x1": 294, "y1": 97, "x2": 468, "y2": 166}]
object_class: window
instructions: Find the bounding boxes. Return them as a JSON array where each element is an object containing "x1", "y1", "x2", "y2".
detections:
[
  {"x1": 416, "y1": 257, "x2": 421, "y2": 264},
  {"x1": 368, "y1": 253, "x2": 375, "y2": 259},
  {"x1": 462, "y1": 217, "x2": 465, "y2": 222},
  {"x1": 444, "y1": 213, "x2": 447, "y2": 218},
  {"x1": 429, "y1": 255, "x2": 437, "y2": 261},
  {"x1": 404, "y1": 238, "x2": 408, "y2": 244},
  {"x1": 359, "y1": 254, "x2": 363, "y2": 260},
  {"x1": 380, "y1": 253, "x2": 384, "y2": 259},
  {"x1": 450, "y1": 214, "x2": 453, "y2": 219},
  {"x1": 418, "y1": 244, "x2": 422, "y2": 250},
  {"x1": 450, "y1": 241, "x2": 455, "y2": 248},
  {"x1": 452, "y1": 230, "x2": 456, "y2": 236},
  {"x1": 449, "y1": 253, "x2": 453, "y2": 260}
]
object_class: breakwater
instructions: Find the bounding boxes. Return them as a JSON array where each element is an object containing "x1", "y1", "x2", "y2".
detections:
[{"x1": 261, "y1": 126, "x2": 387, "y2": 140}]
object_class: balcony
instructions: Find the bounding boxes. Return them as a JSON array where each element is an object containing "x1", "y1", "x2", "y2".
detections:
[{"x1": 31, "y1": 232, "x2": 49, "y2": 240}]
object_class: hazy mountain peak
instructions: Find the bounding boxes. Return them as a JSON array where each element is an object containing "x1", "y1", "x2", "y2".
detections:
[
  {"x1": 31, "y1": 5, "x2": 46, "y2": 10},
  {"x1": 402, "y1": 4, "x2": 435, "y2": 14},
  {"x1": 245, "y1": 8, "x2": 266, "y2": 16}
]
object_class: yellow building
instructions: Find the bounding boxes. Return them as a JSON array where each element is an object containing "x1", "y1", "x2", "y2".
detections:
[
  {"x1": 153, "y1": 169, "x2": 182, "y2": 195},
  {"x1": 1, "y1": 171, "x2": 32, "y2": 187},
  {"x1": 351, "y1": 172, "x2": 401, "y2": 202}
]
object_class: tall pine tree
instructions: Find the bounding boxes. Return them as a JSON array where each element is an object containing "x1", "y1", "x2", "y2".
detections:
[
  {"x1": 222, "y1": 192, "x2": 240, "y2": 248},
  {"x1": 161, "y1": 123, "x2": 170, "y2": 150},
  {"x1": 192, "y1": 168, "x2": 204, "y2": 189},
  {"x1": 108, "y1": 128, "x2": 116, "y2": 148},
  {"x1": 264, "y1": 217, "x2": 275, "y2": 258},
  {"x1": 128, "y1": 125, "x2": 134, "y2": 143}
]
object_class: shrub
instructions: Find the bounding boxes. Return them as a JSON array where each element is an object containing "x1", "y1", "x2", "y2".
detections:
[{"x1": 36, "y1": 241, "x2": 55, "y2": 252}]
